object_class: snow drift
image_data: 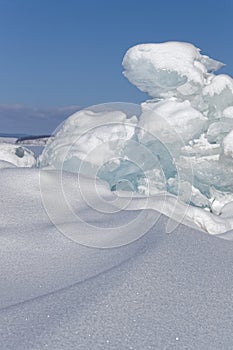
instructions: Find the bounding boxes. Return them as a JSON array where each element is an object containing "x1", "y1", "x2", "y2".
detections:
[{"x1": 1, "y1": 168, "x2": 233, "y2": 349}]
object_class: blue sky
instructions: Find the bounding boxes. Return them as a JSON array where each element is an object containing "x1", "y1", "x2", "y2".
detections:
[{"x1": 0, "y1": 0, "x2": 233, "y2": 109}]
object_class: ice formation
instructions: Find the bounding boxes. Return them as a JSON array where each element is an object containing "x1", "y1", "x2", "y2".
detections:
[
  {"x1": 122, "y1": 42, "x2": 224, "y2": 98},
  {"x1": 0, "y1": 143, "x2": 36, "y2": 167},
  {"x1": 40, "y1": 41, "x2": 233, "y2": 217}
]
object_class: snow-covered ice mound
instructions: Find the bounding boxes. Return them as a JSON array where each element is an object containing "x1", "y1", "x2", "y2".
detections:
[
  {"x1": 123, "y1": 42, "x2": 233, "y2": 214},
  {"x1": 38, "y1": 42, "x2": 233, "y2": 223},
  {"x1": 122, "y1": 41, "x2": 224, "y2": 98},
  {"x1": 0, "y1": 142, "x2": 36, "y2": 167},
  {"x1": 40, "y1": 138, "x2": 233, "y2": 235},
  {"x1": 1, "y1": 168, "x2": 233, "y2": 349}
]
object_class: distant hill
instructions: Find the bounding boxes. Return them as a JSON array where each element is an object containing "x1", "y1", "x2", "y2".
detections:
[
  {"x1": 16, "y1": 134, "x2": 51, "y2": 142},
  {"x1": 16, "y1": 135, "x2": 52, "y2": 146}
]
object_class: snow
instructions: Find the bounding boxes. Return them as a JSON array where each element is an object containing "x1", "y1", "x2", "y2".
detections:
[
  {"x1": 37, "y1": 42, "x2": 233, "y2": 216},
  {"x1": 122, "y1": 41, "x2": 224, "y2": 98},
  {"x1": 41, "y1": 109, "x2": 137, "y2": 168},
  {"x1": 203, "y1": 74, "x2": 233, "y2": 96},
  {"x1": 0, "y1": 160, "x2": 16, "y2": 168},
  {"x1": 38, "y1": 98, "x2": 233, "y2": 216},
  {"x1": 0, "y1": 142, "x2": 36, "y2": 167},
  {"x1": 16, "y1": 136, "x2": 51, "y2": 146},
  {"x1": 0, "y1": 168, "x2": 233, "y2": 349},
  {"x1": 2, "y1": 41, "x2": 233, "y2": 348},
  {"x1": 223, "y1": 105, "x2": 233, "y2": 118},
  {"x1": 139, "y1": 98, "x2": 207, "y2": 144},
  {"x1": 223, "y1": 130, "x2": 233, "y2": 158},
  {"x1": 0, "y1": 136, "x2": 17, "y2": 143}
]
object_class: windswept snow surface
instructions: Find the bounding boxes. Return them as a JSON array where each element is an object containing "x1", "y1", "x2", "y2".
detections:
[{"x1": 1, "y1": 168, "x2": 233, "y2": 349}]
